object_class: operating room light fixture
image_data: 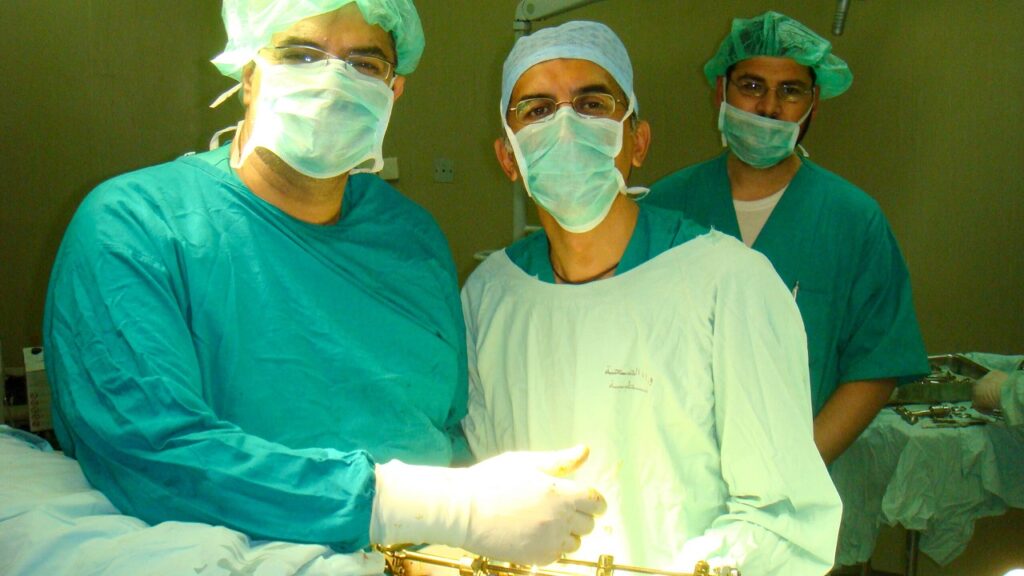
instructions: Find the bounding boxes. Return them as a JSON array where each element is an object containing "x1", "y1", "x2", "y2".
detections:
[
  {"x1": 832, "y1": 0, "x2": 852, "y2": 35},
  {"x1": 514, "y1": 0, "x2": 607, "y2": 36}
]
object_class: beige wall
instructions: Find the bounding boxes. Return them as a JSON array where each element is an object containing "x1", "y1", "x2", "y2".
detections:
[
  {"x1": 393, "y1": 0, "x2": 1024, "y2": 358},
  {"x1": 0, "y1": 1, "x2": 1022, "y2": 572},
  {"x1": 0, "y1": 0, "x2": 244, "y2": 363},
  {"x1": 1, "y1": 1, "x2": 1021, "y2": 362}
]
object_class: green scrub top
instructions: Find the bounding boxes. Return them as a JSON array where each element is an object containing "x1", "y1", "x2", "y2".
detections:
[
  {"x1": 44, "y1": 144, "x2": 468, "y2": 550},
  {"x1": 505, "y1": 203, "x2": 709, "y2": 280},
  {"x1": 646, "y1": 153, "x2": 929, "y2": 414}
]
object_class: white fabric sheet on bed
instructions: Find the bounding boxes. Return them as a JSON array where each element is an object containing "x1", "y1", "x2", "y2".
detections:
[{"x1": 0, "y1": 426, "x2": 386, "y2": 576}]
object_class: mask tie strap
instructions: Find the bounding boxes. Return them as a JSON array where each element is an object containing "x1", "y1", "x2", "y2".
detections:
[
  {"x1": 209, "y1": 82, "x2": 242, "y2": 109},
  {"x1": 626, "y1": 186, "x2": 650, "y2": 200},
  {"x1": 208, "y1": 123, "x2": 241, "y2": 151},
  {"x1": 719, "y1": 77, "x2": 730, "y2": 148},
  {"x1": 794, "y1": 99, "x2": 814, "y2": 158}
]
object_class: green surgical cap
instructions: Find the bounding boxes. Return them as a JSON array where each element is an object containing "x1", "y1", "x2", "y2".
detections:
[
  {"x1": 704, "y1": 11, "x2": 852, "y2": 99},
  {"x1": 213, "y1": 0, "x2": 424, "y2": 79},
  {"x1": 501, "y1": 21, "x2": 636, "y2": 117}
]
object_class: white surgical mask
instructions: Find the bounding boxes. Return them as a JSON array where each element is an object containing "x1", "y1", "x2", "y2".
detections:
[
  {"x1": 234, "y1": 55, "x2": 394, "y2": 179},
  {"x1": 718, "y1": 99, "x2": 812, "y2": 169},
  {"x1": 505, "y1": 104, "x2": 637, "y2": 233}
]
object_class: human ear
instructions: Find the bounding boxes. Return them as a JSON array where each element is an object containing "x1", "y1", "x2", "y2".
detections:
[
  {"x1": 630, "y1": 120, "x2": 652, "y2": 168},
  {"x1": 493, "y1": 137, "x2": 520, "y2": 182},
  {"x1": 241, "y1": 61, "x2": 259, "y2": 108},
  {"x1": 391, "y1": 75, "x2": 406, "y2": 101}
]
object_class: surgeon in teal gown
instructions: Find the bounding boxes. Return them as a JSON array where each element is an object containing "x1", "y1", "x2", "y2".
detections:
[
  {"x1": 645, "y1": 12, "x2": 929, "y2": 464},
  {"x1": 45, "y1": 144, "x2": 465, "y2": 547},
  {"x1": 42, "y1": 1, "x2": 606, "y2": 564}
]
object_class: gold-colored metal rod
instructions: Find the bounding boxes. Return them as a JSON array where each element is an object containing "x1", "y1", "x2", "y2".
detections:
[
  {"x1": 388, "y1": 549, "x2": 469, "y2": 571},
  {"x1": 378, "y1": 547, "x2": 712, "y2": 576},
  {"x1": 557, "y1": 557, "x2": 695, "y2": 576}
]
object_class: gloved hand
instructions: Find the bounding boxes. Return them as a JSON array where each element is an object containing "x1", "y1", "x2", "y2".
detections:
[
  {"x1": 973, "y1": 369, "x2": 1009, "y2": 411},
  {"x1": 370, "y1": 445, "x2": 606, "y2": 566}
]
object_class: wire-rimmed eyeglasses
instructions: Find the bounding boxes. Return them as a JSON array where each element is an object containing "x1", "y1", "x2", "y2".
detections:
[
  {"x1": 260, "y1": 45, "x2": 394, "y2": 83},
  {"x1": 729, "y1": 78, "x2": 814, "y2": 103},
  {"x1": 509, "y1": 93, "x2": 627, "y2": 125}
]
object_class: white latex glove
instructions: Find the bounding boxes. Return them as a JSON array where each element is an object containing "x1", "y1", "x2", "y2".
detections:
[
  {"x1": 973, "y1": 370, "x2": 1009, "y2": 411},
  {"x1": 370, "y1": 445, "x2": 606, "y2": 566}
]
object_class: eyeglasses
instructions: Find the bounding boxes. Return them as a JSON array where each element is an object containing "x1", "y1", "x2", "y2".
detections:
[
  {"x1": 260, "y1": 45, "x2": 395, "y2": 82},
  {"x1": 509, "y1": 93, "x2": 626, "y2": 125},
  {"x1": 729, "y1": 78, "x2": 814, "y2": 103}
]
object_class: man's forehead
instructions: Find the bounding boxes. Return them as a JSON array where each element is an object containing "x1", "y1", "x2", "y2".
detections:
[
  {"x1": 511, "y1": 58, "x2": 623, "y2": 99},
  {"x1": 733, "y1": 56, "x2": 813, "y2": 81},
  {"x1": 271, "y1": 4, "x2": 394, "y2": 56}
]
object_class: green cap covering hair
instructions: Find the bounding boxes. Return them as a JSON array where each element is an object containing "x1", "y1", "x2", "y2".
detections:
[
  {"x1": 213, "y1": 0, "x2": 424, "y2": 80},
  {"x1": 704, "y1": 11, "x2": 853, "y2": 99}
]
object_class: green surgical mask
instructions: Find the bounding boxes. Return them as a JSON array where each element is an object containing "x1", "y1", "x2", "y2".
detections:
[
  {"x1": 505, "y1": 106, "x2": 633, "y2": 233},
  {"x1": 235, "y1": 55, "x2": 394, "y2": 179},
  {"x1": 718, "y1": 100, "x2": 812, "y2": 169}
]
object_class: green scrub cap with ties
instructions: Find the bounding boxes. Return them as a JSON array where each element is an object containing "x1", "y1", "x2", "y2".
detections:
[
  {"x1": 213, "y1": 0, "x2": 424, "y2": 79},
  {"x1": 704, "y1": 11, "x2": 853, "y2": 99}
]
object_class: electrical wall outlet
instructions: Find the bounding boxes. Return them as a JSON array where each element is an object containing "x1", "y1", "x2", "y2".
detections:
[{"x1": 433, "y1": 158, "x2": 454, "y2": 183}]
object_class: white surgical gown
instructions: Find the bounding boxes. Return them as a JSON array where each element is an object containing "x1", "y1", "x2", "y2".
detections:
[{"x1": 462, "y1": 231, "x2": 842, "y2": 575}]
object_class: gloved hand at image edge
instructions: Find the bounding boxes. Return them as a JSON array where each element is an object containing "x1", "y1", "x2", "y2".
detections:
[
  {"x1": 973, "y1": 368, "x2": 1024, "y2": 425},
  {"x1": 370, "y1": 445, "x2": 606, "y2": 565},
  {"x1": 973, "y1": 369, "x2": 1008, "y2": 411}
]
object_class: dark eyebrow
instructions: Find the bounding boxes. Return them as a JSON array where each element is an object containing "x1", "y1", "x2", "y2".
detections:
[
  {"x1": 274, "y1": 36, "x2": 324, "y2": 49},
  {"x1": 345, "y1": 45, "x2": 392, "y2": 61},
  {"x1": 736, "y1": 73, "x2": 811, "y2": 87},
  {"x1": 273, "y1": 36, "x2": 393, "y2": 62},
  {"x1": 514, "y1": 83, "x2": 620, "y2": 105},
  {"x1": 574, "y1": 83, "x2": 616, "y2": 97},
  {"x1": 515, "y1": 91, "x2": 556, "y2": 103},
  {"x1": 735, "y1": 73, "x2": 766, "y2": 83}
]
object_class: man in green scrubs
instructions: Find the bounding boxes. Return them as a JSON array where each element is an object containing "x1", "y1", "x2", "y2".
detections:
[{"x1": 645, "y1": 11, "x2": 929, "y2": 464}]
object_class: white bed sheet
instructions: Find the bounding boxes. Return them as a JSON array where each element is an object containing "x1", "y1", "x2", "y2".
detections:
[{"x1": 0, "y1": 426, "x2": 387, "y2": 576}]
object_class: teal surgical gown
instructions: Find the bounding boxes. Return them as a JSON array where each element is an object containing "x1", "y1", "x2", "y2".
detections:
[
  {"x1": 464, "y1": 205, "x2": 843, "y2": 574},
  {"x1": 646, "y1": 154, "x2": 929, "y2": 414},
  {"x1": 505, "y1": 204, "x2": 708, "y2": 279},
  {"x1": 43, "y1": 144, "x2": 468, "y2": 550}
]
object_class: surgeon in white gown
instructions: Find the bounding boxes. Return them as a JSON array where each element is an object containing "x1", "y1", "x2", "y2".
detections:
[{"x1": 461, "y1": 21, "x2": 842, "y2": 576}]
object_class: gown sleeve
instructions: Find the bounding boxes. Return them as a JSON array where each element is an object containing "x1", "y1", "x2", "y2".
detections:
[
  {"x1": 837, "y1": 209, "x2": 928, "y2": 386},
  {"x1": 673, "y1": 248, "x2": 843, "y2": 575},
  {"x1": 459, "y1": 274, "x2": 498, "y2": 461},
  {"x1": 443, "y1": 265, "x2": 473, "y2": 467},
  {"x1": 44, "y1": 186, "x2": 377, "y2": 550}
]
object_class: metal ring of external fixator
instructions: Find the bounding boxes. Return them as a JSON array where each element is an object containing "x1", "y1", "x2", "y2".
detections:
[{"x1": 374, "y1": 545, "x2": 739, "y2": 576}]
